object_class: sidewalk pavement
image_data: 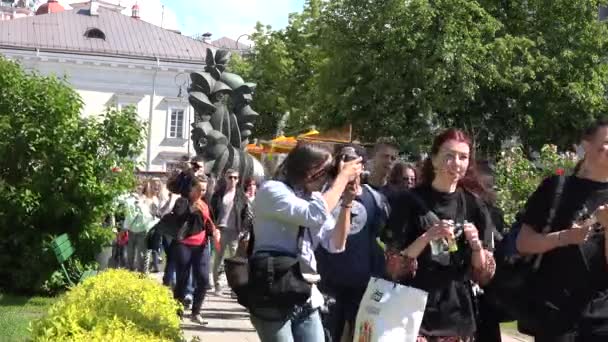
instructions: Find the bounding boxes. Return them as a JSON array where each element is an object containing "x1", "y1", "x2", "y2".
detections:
[
  {"x1": 181, "y1": 290, "x2": 259, "y2": 342},
  {"x1": 501, "y1": 331, "x2": 533, "y2": 342}
]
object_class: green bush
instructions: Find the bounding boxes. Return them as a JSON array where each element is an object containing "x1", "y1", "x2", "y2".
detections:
[
  {"x1": 495, "y1": 144, "x2": 578, "y2": 225},
  {"x1": 31, "y1": 269, "x2": 182, "y2": 341},
  {"x1": 0, "y1": 58, "x2": 145, "y2": 293}
]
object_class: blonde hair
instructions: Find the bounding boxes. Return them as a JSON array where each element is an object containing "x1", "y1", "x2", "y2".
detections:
[{"x1": 141, "y1": 179, "x2": 155, "y2": 198}]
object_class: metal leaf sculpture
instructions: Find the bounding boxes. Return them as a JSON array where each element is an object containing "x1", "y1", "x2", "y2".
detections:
[{"x1": 189, "y1": 48, "x2": 264, "y2": 181}]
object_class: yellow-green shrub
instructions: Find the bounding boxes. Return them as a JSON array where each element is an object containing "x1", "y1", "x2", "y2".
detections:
[{"x1": 30, "y1": 269, "x2": 182, "y2": 341}]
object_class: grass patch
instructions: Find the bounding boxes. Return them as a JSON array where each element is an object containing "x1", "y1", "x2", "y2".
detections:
[
  {"x1": 501, "y1": 321, "x2": 533, "y2": 341},
  {"x1": 501, "y1": 321, "x2": 517, "y2": 331},
  {"x1": 0, "y1": 293, "x2": 57, "y2": 342}
]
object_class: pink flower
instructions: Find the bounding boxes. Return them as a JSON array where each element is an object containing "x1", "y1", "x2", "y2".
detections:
[
  {"x1": 555, "y1": 168, "x2": 565, "y2": 176},
  {"x1": 111, "y1": 166, "x2": 122, "y2": 173}
]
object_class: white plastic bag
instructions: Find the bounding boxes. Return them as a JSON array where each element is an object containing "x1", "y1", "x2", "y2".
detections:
[{"x1": 353, "y1": 277, "x2": 428, "y2": 342}]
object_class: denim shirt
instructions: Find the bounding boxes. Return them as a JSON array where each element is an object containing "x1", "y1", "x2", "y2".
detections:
[{"x1": 252, "y1": 180, "x2": 343, "y2": 308}]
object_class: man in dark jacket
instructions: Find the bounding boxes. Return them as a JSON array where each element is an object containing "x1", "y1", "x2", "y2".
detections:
[{"x1": 209, "y1": 169, "x2": 250, "y2": 296}]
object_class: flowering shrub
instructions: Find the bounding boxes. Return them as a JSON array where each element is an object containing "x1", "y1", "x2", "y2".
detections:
[
  {"x1": 31, "y1": 269, "x2": 182, "y2": 342},
  {"x1": 494, "y1": 144, "x2": 578, "y2": 225}
]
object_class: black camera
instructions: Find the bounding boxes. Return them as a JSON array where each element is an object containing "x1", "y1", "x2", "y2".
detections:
[{"x1": 339, "y1": 146, "x2": 359, "y2": 162}]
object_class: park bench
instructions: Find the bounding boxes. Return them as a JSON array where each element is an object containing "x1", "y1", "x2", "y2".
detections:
[{"x1": 50, "y1": 233, "x2": 98, "y2": 286}]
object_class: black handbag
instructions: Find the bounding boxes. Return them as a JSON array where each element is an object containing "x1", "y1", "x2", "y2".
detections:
[
  {"x1": 483, "y1": 175, "x2": 566, "y2": 333},
  {"x1": 226, "y1": 226, "x2": 319, "y2": 321}
]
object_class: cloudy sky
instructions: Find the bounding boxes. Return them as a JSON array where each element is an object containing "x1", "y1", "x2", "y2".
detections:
[{"x1": 59, "y1": 0, "x2": 305, "y2": 41}]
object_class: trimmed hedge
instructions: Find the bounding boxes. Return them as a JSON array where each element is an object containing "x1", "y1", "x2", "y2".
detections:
[{"x1": 31, "y1": 269, "x2": 182, "y2": 341}]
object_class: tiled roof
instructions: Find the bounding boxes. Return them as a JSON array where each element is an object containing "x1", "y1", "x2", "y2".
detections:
[{"x1": 0, "y1": 6, "x2": 214, "y2": 62}]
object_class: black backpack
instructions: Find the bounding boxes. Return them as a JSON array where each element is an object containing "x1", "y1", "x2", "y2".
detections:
[{"x1": 483, "y1": 175, "x2": 566, "y2": 329}]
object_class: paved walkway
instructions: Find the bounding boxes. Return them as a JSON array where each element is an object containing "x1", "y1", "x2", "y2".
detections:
[
  {"x1": 182, "y1": 291, "x2": 259, "y2": 342},
  {"x1": 502, "y1": 332, "x2": 532, "y2": 342}
]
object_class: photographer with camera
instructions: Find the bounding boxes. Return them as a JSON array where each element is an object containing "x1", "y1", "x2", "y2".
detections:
[
  {"x1": 248, "y1": 143, "x2": 362, "y2": 342},
  {"x1": 316, "y1": 145, "x2": 389, "y2": 342},
  {"x1": 383, "y1": 129, "x2": 496, "y2": 342}
]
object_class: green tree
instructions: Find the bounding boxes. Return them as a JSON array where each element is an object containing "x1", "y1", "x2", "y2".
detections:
[
  {"x1": 476, "y1": 0, "x2": 608, "y2": 150},
  {"x1": 317, "y1": 0, "x2": 608, "y2": 154},
  {"x1": 0, "y1": 58, "x2": 145, "y2": 293},
  {"x1": 228, "y1": 0, "x2": 326, "y2": 139}
]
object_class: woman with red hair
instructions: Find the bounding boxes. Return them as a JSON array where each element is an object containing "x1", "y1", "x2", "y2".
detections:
[{"x1": 383, "y1": 128, "x2": 496, "y2": 341}]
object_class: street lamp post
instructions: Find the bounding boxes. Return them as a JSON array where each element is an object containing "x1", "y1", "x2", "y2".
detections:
[{"x1": 235, "y1": 33, "x2": 252, "y2": 50}]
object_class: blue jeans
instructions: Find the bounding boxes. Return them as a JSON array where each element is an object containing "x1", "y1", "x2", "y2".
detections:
[
  {"x1": 173, "y1": 242, "x2": 210, "y2": 315},
  {"x1": 163, "y1": 238, "x2": 194, "y2": 296},
  {"x1": 250, "y1": 308, "x2": 325, "y2": 342},
  {"x1": 162, "y1": 237, "x2": 176, "y2": 285}
]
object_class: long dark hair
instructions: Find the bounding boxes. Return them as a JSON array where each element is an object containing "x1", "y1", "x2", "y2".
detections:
[
  {"x1": 388, "y1": 161, "x2": 417, "y2": 186},
  {"x1": 420, "y1": 128, "x2": 486, "y2": 196},
  {"x1": 278, "y1": 142, "x2": 332, "y2": 188},
  {"x1": 574, "y1": 118, "x2": 608, "y2": 174}
]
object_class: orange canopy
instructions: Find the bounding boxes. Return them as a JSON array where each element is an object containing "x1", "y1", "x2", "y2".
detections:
[
  {"x1": 269, "y1": 135, "x2": 298, "y2": 152},
  {"x1": 298, "y1": 125, "x2": 351, "y2": 143}
]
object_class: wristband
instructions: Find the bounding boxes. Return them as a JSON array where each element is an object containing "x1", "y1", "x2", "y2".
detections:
[{"x1": 341, "y1": 203, "x2": 353, "y2": 209}]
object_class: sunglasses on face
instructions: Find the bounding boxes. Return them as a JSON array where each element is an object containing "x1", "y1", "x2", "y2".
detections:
[{"x1": 227, "y1": 176, "x2": 239, "y2": 180}]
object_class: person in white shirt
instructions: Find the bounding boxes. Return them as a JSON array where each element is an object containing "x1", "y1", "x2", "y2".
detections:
[{"x1": 249, "y1": 143, "x2": 361, "y2": 342}]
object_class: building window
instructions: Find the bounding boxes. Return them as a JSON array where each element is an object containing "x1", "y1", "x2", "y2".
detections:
[
  {"x1": 84, "y1": 28, "x2": 106, "y2": 40},
  {"x1": 169, "y1": 108, "x2": 185, "y2": 139}
]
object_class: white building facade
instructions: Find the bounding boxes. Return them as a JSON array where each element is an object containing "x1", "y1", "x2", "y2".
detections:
[{"x1": 0, "y1": 1, "x2": 214, "y2": 172}]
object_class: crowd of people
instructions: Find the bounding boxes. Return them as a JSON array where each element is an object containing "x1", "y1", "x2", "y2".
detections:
[
  {"x1": 112, "y1": 118, "x2": 608, "y2": 342},
  {"x1": 110, "y1": 163, "x2": 257, "y2": 323}
]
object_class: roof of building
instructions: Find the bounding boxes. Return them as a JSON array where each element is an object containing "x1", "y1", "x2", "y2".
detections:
[
  {"x1": 0, "y1": 5, "x2": 214, "y2": 62},
  {"x1": 211, "y1": 36, "x2": 250, "y2": 51}
]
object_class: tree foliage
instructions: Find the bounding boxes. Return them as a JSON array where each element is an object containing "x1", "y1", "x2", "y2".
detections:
[
  {"x1": 236, "y1": 0, "x2": 608, "y2": 153},
  {"x1": 228, "y1": 0, "x2": 325, "y2": 139},
  {"x1": 0, "y1": 58, "x2": 145, "y2": 293}
]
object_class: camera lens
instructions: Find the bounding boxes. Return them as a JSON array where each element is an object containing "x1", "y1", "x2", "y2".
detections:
[{"x1": 340, "y1": 146, "x2": 358, "y2": 162}]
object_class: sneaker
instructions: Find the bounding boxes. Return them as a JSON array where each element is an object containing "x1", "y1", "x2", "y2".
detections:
[
  {"x1": 214, "y1": 288, "x2": 222, "y2": 297},
  {"x1": 191, "y1": 314, "x2": 208, "y2": 326},
  {"x1": 184, "y1": 295, "x2": 193, "y2": 310}
]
